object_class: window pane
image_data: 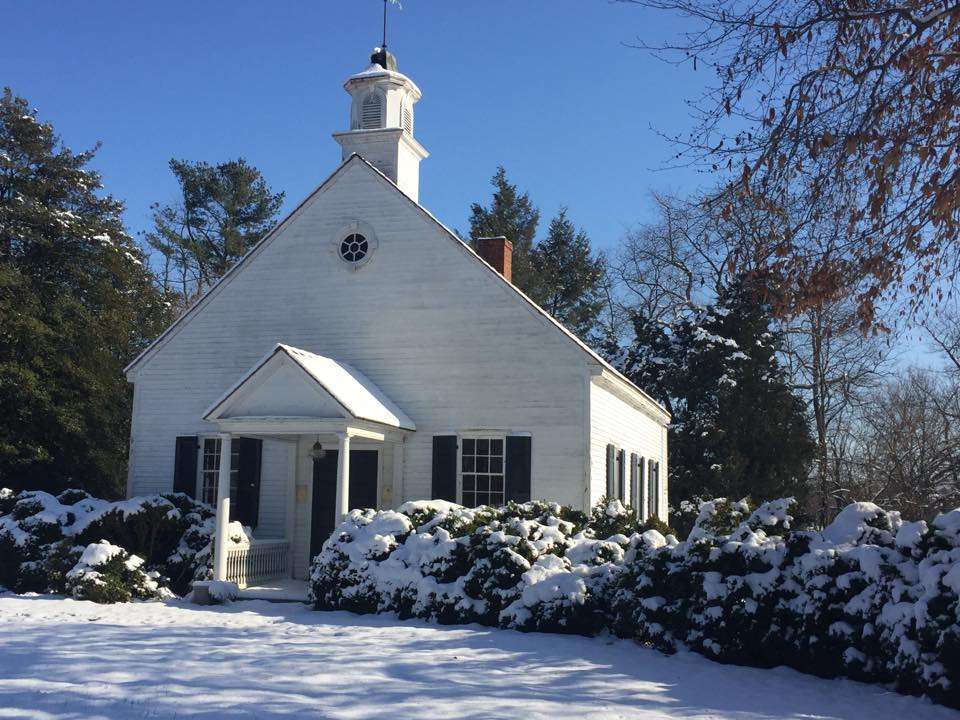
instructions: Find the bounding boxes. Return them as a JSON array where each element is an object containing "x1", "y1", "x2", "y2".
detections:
[{"x1": 460, "y1": 435, "x2": 506, "y2": 509}]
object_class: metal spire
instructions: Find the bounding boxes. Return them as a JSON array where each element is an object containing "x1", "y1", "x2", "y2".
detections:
[{"x1": 382, "y1": 0, "x2": 388, "y2": 49}]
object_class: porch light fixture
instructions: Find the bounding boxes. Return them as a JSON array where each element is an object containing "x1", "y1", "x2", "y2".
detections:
[{"x1": 310, "y1": 438, "x2": 327, "y2": 460}]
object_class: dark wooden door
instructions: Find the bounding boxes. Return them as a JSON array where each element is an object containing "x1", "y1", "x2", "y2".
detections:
[{"x1": 310, "y1": 449, "x2": 379, "y2": 560}]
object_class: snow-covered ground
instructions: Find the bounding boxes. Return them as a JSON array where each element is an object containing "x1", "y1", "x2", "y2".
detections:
[{"x1": 0, "y1": 595, "x2": 953, "y2": 720}]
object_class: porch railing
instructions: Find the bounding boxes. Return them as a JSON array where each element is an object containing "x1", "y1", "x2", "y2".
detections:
[{"x1": 226, "y1": 539, "x2": 290, "y2": 588}]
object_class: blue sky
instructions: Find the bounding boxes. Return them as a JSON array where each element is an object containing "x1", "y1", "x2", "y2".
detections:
[{"x1": 4, "y1": 0, "x2": 707, "y2": 254}]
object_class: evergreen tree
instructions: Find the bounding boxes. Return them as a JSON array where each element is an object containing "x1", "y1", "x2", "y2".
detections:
[
  {"x1": 469, "y1": 169, "x2": 608, "y2": 340},
  {"x1": 468, "y1": 166, "x2": 539, "y2": 295},
  {"x1": 620, "y1": 277, "x2": 813, "y2": 508},
  {"x1": 528, "y1": 208, "x2": 606, "y2": 339},
  {"x1": 146, "y1": 158, "x2": 283, "y2": 306},
  {"x1": 0, "y1": 88, "x2": 172, "y2": 497}
]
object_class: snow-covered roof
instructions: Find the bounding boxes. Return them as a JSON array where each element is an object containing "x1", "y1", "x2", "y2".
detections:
[{"x1": 203, "y1": 343, "x2": 415, "y2": 431}]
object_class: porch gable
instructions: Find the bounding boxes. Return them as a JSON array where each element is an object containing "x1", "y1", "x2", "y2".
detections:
[{"x1": 202, "y1": 343, "x2": 415, "y2": 431}]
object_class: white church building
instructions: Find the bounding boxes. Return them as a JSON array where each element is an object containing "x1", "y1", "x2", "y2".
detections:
[{"x1": 123, "y1": 47, "x2": 670, "y2": 586}]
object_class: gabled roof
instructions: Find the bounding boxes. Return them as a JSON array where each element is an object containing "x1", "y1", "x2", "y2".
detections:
[
  {"x1": 127, "y1": 154, "x2": 669, "y2": 423},
  {"x1": 203, "y1": 343, "x2": 415, "y2": 431}
]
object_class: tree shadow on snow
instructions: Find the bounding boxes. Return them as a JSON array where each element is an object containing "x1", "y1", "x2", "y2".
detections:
[{"x1": 0, "y1": 595, "x2": 952, "y2": 720}]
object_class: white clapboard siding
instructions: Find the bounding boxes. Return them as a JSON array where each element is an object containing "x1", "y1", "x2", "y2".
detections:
[
  {"x1": 127, "y1": 160, "x2": 590, "y2": 508},
  {"x1": 589, "y1": 378, "x2": 669, "y2": 520},
  {"x1": 126, "y1": 158, "x2": 667, "y2": 550}
]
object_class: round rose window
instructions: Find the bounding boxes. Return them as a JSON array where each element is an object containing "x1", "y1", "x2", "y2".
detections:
[{"x1": 339, "y1": 233, "x2": 369, "y2": 264}]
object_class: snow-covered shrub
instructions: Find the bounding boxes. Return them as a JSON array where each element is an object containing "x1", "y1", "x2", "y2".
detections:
[
  {"x1": 0, "y1": 488, "x2": 215, "y2": 598},
  {"x1": 65, "y1": 541, "x2": 170, "y2": 603},
  {"x1": 310, "y1": 500, "x2": 613, "y2": 631},
  {"x1": 311, "y1": 496, "x2": 960, "y2": 709},
  {"x1": 584, "y1": 498, "x2": 637, "y2": 539},
  {"x1": 608, "y1": 497, "x2": 960, "y2": 709}
]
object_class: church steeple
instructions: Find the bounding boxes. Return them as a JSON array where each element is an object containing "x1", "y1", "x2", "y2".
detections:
[{"x1": 333, "y1": 48, "x2": 428, "y2": 201}]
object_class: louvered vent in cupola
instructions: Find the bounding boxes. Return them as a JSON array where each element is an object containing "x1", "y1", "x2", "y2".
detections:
[
  {"x1": 361, "y1": 93, "x2": 383, "y2": 129},
  {"x1": 402, "y1": 104, "x2": 413, "y2": 135}
]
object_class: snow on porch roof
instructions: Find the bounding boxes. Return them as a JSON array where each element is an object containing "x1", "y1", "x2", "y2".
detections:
[{"x1": 203, "y1": 343, "x2": 416, "y2": 431}]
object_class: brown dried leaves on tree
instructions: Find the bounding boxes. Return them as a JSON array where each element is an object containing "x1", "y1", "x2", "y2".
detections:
[{"x1": 626, "y1": 1, "x2": 960, "y2": 329}]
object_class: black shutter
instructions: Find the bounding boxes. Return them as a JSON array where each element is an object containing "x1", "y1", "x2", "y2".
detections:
[
  {"x1": 648, "y1": 459, "x2": 658, "y2": 519},
  {"x1": 617, "y1": 449, "x2": 626, "y2": 501},
  {"x1": 431, "y1": 435, "x2": 458, "y2": 502},
  {"x1": 637, "y1": 456, "x2": 646, "y2": 520},
  {"x1": 605, "y1": 444, "x2": 616, "y2": 498},
  {"x1": 173, "y1": 436, "x2": 199, "y2": 498},
  {"x1": 629, "y1": 453, "x2": 638, "y2": 511},
  {"x1": 235, "y1": 437, "x2": 262, "y2": 530},
  {"x1": 505, "y1": 435, "x2": 532, "y2": 504}
]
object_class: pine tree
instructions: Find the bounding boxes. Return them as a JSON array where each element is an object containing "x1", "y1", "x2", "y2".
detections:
[
  {"x1": 468, "y1": 166, "x2": 540, "y2": 295},
  {"x1": 469, "y1": 169, "x2": 608, "y2": 340},
  {"x1": 620, "y1": 277, "x2": 814, "y2": 508},
  {"x1": 0, "y1": 88, "x2": 172, "y2": 497},
  {"x1": 528, "y1": 208, "x2": 606, "y2": 339},
  {"x1": 146, "y1": 158, "x2": 283, "y2": 307}
]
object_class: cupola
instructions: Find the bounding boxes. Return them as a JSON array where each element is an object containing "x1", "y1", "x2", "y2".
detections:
[{"x1": 332, "y1": 48, "x2": 428, "y2": 201}]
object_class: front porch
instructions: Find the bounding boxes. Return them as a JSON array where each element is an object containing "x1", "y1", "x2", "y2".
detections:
[{"x1": 201, "y1": 344, "x2": 415, "y2": 589}]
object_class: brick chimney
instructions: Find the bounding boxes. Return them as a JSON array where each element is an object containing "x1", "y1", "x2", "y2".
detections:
[{"x1": 476, "y1": 236, "x2": 513, "y2": 283}]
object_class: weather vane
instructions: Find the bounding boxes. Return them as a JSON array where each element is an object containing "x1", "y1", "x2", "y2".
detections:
[{"x1": 382, "y1": 0, "x2": 402, "y2": 50}]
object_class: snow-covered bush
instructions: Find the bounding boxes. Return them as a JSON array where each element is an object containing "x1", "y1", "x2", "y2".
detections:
[
  {"x1": 609, "y1": 497, "x2": 960, "y2": 709},
  {"x1": 310, "y1": 500, "x2": 618, "y2": 631},
  {"x1": 311, "y1": 496, "x2": 960, "y2": 709},
  {"x1": 65, "y1": 541, "x2": 171, "y2": 603},
  {"x1": 0, "y1": 488, "x2": 215, "y2": 598}
]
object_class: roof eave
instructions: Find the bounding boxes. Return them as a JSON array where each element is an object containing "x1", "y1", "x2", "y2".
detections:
[{"x1": 124, "y1": 156, "x2": 363, "y2": 377}]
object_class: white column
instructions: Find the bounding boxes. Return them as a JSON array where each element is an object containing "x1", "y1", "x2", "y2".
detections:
[
  {"x1": 213, "y1": 433, "x2": 233, "y2": 582},
  {"x1": 392, "y1": 440, "x2": 404, "y2": 509},
  {"x1": 334, "y1": 432, "x2": 351, "y2": 521}
]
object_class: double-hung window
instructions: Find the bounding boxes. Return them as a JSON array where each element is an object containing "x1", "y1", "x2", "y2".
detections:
[
  {"x1": 460, "y1": 436, "x2": 505, "y2": 507},
  {"x1": 200, "y1": 437, "x2": 239, "y2": 506},
  {"x1": 606, "y1": 444, "x2": 628, "y2": 503}
]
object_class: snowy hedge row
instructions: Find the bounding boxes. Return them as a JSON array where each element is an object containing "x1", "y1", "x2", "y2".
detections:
[
  {"x1": 0, "y1": 488, "x2": 216, "y2": 600},
  {"x1": 309, "y1": 497, "x2": 960, "y2": 709}
]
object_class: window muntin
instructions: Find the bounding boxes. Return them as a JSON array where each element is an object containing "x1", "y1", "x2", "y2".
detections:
[
  {"x1": 460, "y1": 436, "x2": 505, "y2": 508},
  {"x1": 339, "y1": 233, "x2": 369, "y2": 263},
  {"x1": 200, "y1": 437, "x2": 239, "y2": 506}
]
